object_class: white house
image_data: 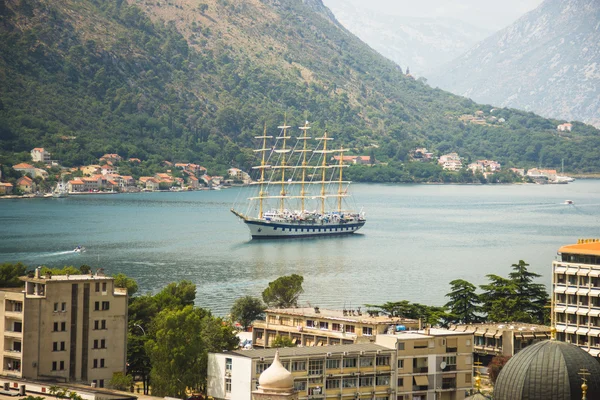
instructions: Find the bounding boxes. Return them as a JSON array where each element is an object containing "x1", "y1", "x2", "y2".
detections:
[{"x1": 31, "y1": 148, "x2": 51, "y2": 163}]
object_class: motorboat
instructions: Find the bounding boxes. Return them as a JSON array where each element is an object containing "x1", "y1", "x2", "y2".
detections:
[
  {"x1": 73, "y1": 245, "x2": 86, "y2": 253},
  {"x1": 564, "y1": 200, "x2": 574, "y2": 205}
]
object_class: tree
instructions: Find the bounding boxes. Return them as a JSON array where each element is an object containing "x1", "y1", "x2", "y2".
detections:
[
  {"x1": 262, "y1": 274, "x2": 304, "y2": 308},
  {"x1": 146, "y1": 306, "x2": 237, "y2": 398},
  {"x1": 79, "y1": 264, "x2": 91, "y2": 274},
  {"x1": 508, "y1": 260, "x2": 549, "y2": 324},
  {"x1": 445, "y1": 279, "x2": 481, "y2": 324},
  {"x1": 230, "y1": 296, "x2": 265, "y2": 330},
  {"x1": 109, "y1": 371, "x2": 134, "y2": 391},
  {"x1": 0, "y1": 262, "x2": 27, "y2": 287},
  {"x1": 153, "y1": 280, "x2": 196, "y2": 310},
  {"x1": 114, "y1": 273, "x2": 139, "y2": 296},
  {"x1": 479, "y1": 275, "x2": 517, "y2": 322},
  {"x1": 487, "y1": 355, "x2": 511, "y2": 384},
  {"x1": 272, "y1": 335, "x2": 296, "y2": 348}
]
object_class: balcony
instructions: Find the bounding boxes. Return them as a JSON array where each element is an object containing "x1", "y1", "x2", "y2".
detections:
[{"x1": 413, "y1": 367, "x2": 428, "y2": 373}]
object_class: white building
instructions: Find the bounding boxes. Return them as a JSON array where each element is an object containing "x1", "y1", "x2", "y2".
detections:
[{"x1": 31, "y1": 148, "x2": 51, "y2": 163}]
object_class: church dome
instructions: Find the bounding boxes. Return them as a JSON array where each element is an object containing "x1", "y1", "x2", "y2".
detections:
[
  {"x1": 258, "y1": 351, "x2": 294, "y2": 392},
  {"x1": 494, "y1": 340, "x2": 600, "y2": 400}
]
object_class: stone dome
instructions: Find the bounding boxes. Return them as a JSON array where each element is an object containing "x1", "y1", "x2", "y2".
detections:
[
  {"x1": 258, "y1": 351, "x2": 294, "y2": 392},
  {"x1": 494, "y1": 340, "x2": 600, "y2": 400}
]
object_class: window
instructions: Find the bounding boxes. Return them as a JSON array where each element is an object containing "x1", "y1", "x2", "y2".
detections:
[
  {"x1": 53, "y1": 303, "x2": 59, "y2": 312},
  {"x1": 225, "y1": 378, "x2": 232, "y2": 393},
  {"x1": 102, "y1": 282, "x2": 107, "y2": 292},
  {"x1": 414, "y1": 341, "x2": 428, "y2": 349},
  {"x1": 94, "y1": 301, "x2": 100, "y2": 311},
  {"x1": 306, "y1": 320, "x2": 315, "y2": 328},
  {"x1": 267, "y1": 315, "x2": 277, "y2": 324},
  {"x1": 326, "y1": 378, "x2": 340, "y2": 389},
  {"x1": 101, "y1": 320, "x2": 106, "y2": 329},
  {"x1": 14, "y1": 302, "x2": 22, "y2": 312},
  {"x1": 94, "y1": 339, "x2": 99, "y2": 349},
  {"x1": 376, "y1": 375, "x2": 390, "y2": 386},
  {"x1": 53, "y1": 322, "x2": 59, "y2": 332},
  {"x1": 308, "y1": 360, "x2": 323, "y2": 375},
  {"x1": 376, "y1": 356, "x2": 390, "y2": 366},
  {"x1": 99, "y1": 380, "x2": 104, "y2": 388},
  {"x1": 225, "y1": 358, "x2": 232, "y2": 372},
  {"x1": 397, "y1": 377, "x2": 404, "y2": 387},
  {"x1": 59, "y1": 361, "x2": 65, "y2": 370},
  {"x1": 326, "y1": 359, "x2": 340, "y2": 369},
  {"x1": 360, "y1": 357, "x2": 373, "y2": 367},
  {"x1": 343, "y1": 358, "x2": 357, "y2": 368},
  {"x1": 398, "y1": 359, "x2": 404, "y2": 369},
  {"x1": 61, "y1": 322, "x2": 66, "y2": 331},
  {"x1": 52, "y1": 361, "x2": 57, "y2": 371},
  {"x1": 95, "y1": 282, "x2": 100, "y2": 292},
  {"x1": 53, "y1": 342, "x2": 58, "y2": 351},
  {"x1": 362, "y1": 327, "x2": 373, "y2": 336},
  {"x1": 359, "y1": 376, "x2": 373, "y2": 387},
  {"x1": 319, "y1": 321, "x2": 328, "y2": 330},
  {"x1": 101, "y1": 339, "x2": 106, "y2": 349},
  {"x1": 102, "y1": 301, "x2": 110, "y2": 310},
  {"x1": 94, "y1": 320, "x2": 99, "y2": 330},
  {"x1": 100, "y1": 359, "x2": 105, "y2": 368},
  {"x1": 93, "y1": 359, "x2": 98, "y2": 368},
  {"x1": 345, "y1": 325, "x2": 355, "y2": 333},
  {"x1": 256, "y1": 362, "x2": 269, "y2": 374},
  {"x1": 61, "y1": 302, "x2": 66, "y2": 312},
  {"x1": 60, "y1": 341, "x2": 65, "y2": 351},
  {"x1": 293, "y1": 381, "x2": 306, "y2": 391},
  {"x1": 342, "y1": 377, "x2": 357, "y2": 388},
  {"x1": 14, "y1": 321, "x2": 22, "y2": 332},
  {"x1": 466, "y1": 374, "x2": 472, "y2": 383},
  {"x1": 292, "y1": 361, "x2": 306, "y2": 371},
  {"x1": 397, "y1": 342, "x2": 405, "y2": 351},
  {"x1": 466, "y1": 339, "x2": 471, "y2": 346},
  {"x1": 332, "y1": 323, "x2": 342, "y2": 331}
]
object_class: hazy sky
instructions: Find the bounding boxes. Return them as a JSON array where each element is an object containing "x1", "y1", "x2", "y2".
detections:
[{"x1": 322, "y1": 0, "x2": 545, "y2": 30}]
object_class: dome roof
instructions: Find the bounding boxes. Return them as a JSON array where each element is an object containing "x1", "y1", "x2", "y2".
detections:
[
  {"x1": 465, "y1": 393, "x2": 491, "y2": 400},
  {"x1": 494, "y1": 340, "x2": 600, "y2": 400},
  {"x1": 258, "y1": 351, "x2": 294, "y2": 392}
]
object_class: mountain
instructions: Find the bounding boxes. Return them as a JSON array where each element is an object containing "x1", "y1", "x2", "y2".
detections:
[
  {"x1": 0, "y1": 0, "x2": 599, "y2": 174},
  {"x1": 322, "y1": 0, "x2": 493, "y2": 76},
  {"x1": 428, "y1": 0, "x2": 600, "y2": 128}
]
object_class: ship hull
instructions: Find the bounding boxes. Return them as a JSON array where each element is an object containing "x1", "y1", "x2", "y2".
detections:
[{"x1": 244, "y1": 219, "x2": 365, "y2": 239}]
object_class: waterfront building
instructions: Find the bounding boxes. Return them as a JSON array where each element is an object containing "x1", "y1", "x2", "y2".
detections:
[
  {"x1": 209, "y1": 329, "x2": 473, "y2": 400},
  {"x1": 553, "y1": 239, "x2": 600, "y2": 357},
  {"x1": 0, "y1": 269, "x2": 128, "y2": 387},
  {"x1": 448, "y1": 323, "x2": 551, "y2": 365},
  {"x1": 31, "y1": 148, "x2": 51, "y2": 163},
  {"x1": 252, "y1": 307, "x2": 420, "y2": 348}
]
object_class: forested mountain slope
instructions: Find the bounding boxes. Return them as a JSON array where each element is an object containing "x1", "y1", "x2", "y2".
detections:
[{"x1": 0, "y1": 0, "x2": 599, "y2": 172}]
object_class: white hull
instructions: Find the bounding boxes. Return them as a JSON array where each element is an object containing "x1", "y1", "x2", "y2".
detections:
[{"x1": 243, "y1": 219, "x2": 365, "y2": 239}]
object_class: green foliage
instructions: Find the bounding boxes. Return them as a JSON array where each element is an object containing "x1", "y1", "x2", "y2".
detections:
[
  {"x1": 0, "y1": 262, "x2": 27, "y2": 287},
  {"x1": 0, "y1": 0, "x2": 598, "y2": 175},
  {"x1": 40, "y1": 266, "x2": 80, "y2": 276},
  {"x1": 113, "y1": 272, "x2": 139, "y2": 296},
  {"x1": 153, "y1": 280, "x2": 196, "y2": 309},
  {"x1": 365, "y1": 300, "x2": 452, "y2": 327},
  {"x1": 262, "y1": 274, "x2": 304, "y2": 308},
  {"x1": 230, "y1": 295, "x2": 265, "y2": 330},
  {"x1": 109, "y1": 371, "x2": 134, "y2": 391},
  {"x1": 271, "y1": 335, "x2": 296, "y2": 348},
  {"x1": 145, "y1": 306, "x2": 237, "y2": 398},
  {"x1": 444, "y1": 279, "x2": 482, "y2": 324},
  {"x1": 21, "y1": 397, "x2": 46, "y2": 400}
]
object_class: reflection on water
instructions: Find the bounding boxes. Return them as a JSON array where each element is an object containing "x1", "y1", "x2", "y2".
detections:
[{"x1": 1, "y1": 182, "x2": 600, "y2": 314}]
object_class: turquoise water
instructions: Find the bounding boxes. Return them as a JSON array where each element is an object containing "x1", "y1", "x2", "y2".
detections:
[{"x1": 1, "y1": 182, "x2": 600, "y2": 315}]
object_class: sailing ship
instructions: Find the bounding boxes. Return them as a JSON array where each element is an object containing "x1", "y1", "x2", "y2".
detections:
[
  {"x1": 231, "y1": 120, "x2": 366, "y2": 239},
  {"x1": 52, "y1": 181, "x2": 68, "y2": 198}
]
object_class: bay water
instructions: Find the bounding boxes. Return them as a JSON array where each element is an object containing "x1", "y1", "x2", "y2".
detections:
[{"x1": 1, "y1": 181, "x2": 599, "y2": 315}]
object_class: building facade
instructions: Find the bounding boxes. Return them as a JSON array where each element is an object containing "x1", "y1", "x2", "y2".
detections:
[
  {"x1": 553, "y1": 239, "x2": 600, "y2": 357},
  {"x1": 209, "y1": 329, "x2": 473, "y2": 400},
  {"x1": 252, "y1": 308, "x2": 420, "y2": 348},
  {"x1": 0, "y1": 269, "x2": 128, "y2": 387}
]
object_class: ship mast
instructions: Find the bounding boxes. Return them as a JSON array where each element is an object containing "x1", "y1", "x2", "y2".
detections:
[
  {"x1": 277, "y1": 118, "x2": 292, "y2": 213},
  {"x1": 253, "y1": 123, "x2": 273, "y2": 219},
  {"x1": 338, "y1": 145, "x2": 344, "y2": 212},
  {"x1": 320, "y1": 130, "x2": 328, "y2": 214},
  {"x1": 298, "y1": 121, "x2": 311, "y2": 212}
]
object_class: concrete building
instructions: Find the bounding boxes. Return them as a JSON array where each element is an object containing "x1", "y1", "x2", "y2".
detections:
[
  {"x1": 31, "y1": 148, "x2": 51, "y2": 163},
  {"x1": 553, "y1": 239, "x2": 600, "y2": 357},
  {"x1": 447, "y1": 323, "x2": 551, "y2": 364},
  {"x1": 209, "y1": 329, "x2": 473, "y2": 400},
  {"x1": 0, "y1": 269, "x2": 128, "y2": 387},
  {"x1": 252, "y1": 307, "x2": 420, "y2": 348}
]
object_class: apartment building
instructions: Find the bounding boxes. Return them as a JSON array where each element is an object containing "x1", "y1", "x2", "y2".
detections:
[
  {"x1": 208, "y1": 329, "x2": 473, "y2": 400},
  {"x1": 448, "y1": 323, "x2": 551, "y2": 362},
  {"x1": 553, "y1": 239, "x2": 600, "y2": 357},
  {"x1": 252, "y1": 307, "x2": 420, "y2": 348},
  {"x1": 0, "y1": 269, "x2": 128, "y2": 387}
]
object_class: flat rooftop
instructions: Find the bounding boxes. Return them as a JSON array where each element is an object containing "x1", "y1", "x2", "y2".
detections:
[
  {"x1": 230, "y1": 343, "x2": 393, "y2": 359},
  {"x1": 449, "y1": 323, "x2": 552, "y2": 334},
  {"x1": 21, "y1": 274, "x2": 114, "y2": 283},
  {"x1": 559, "y1": 240, "x2": 600, "y2": 256},
  {"x1": 266, "y1": 307, "x2": 418, "y2": 325}
]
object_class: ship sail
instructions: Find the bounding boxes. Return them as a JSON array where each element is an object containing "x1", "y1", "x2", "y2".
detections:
[{"x1": 231, "y1": 120, "x2": 366, "y2": 239}]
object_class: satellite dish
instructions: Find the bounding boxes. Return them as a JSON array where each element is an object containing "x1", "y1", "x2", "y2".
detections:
[{"x1": 440, "y1": 361, "x2": 447, "y2": 370}]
